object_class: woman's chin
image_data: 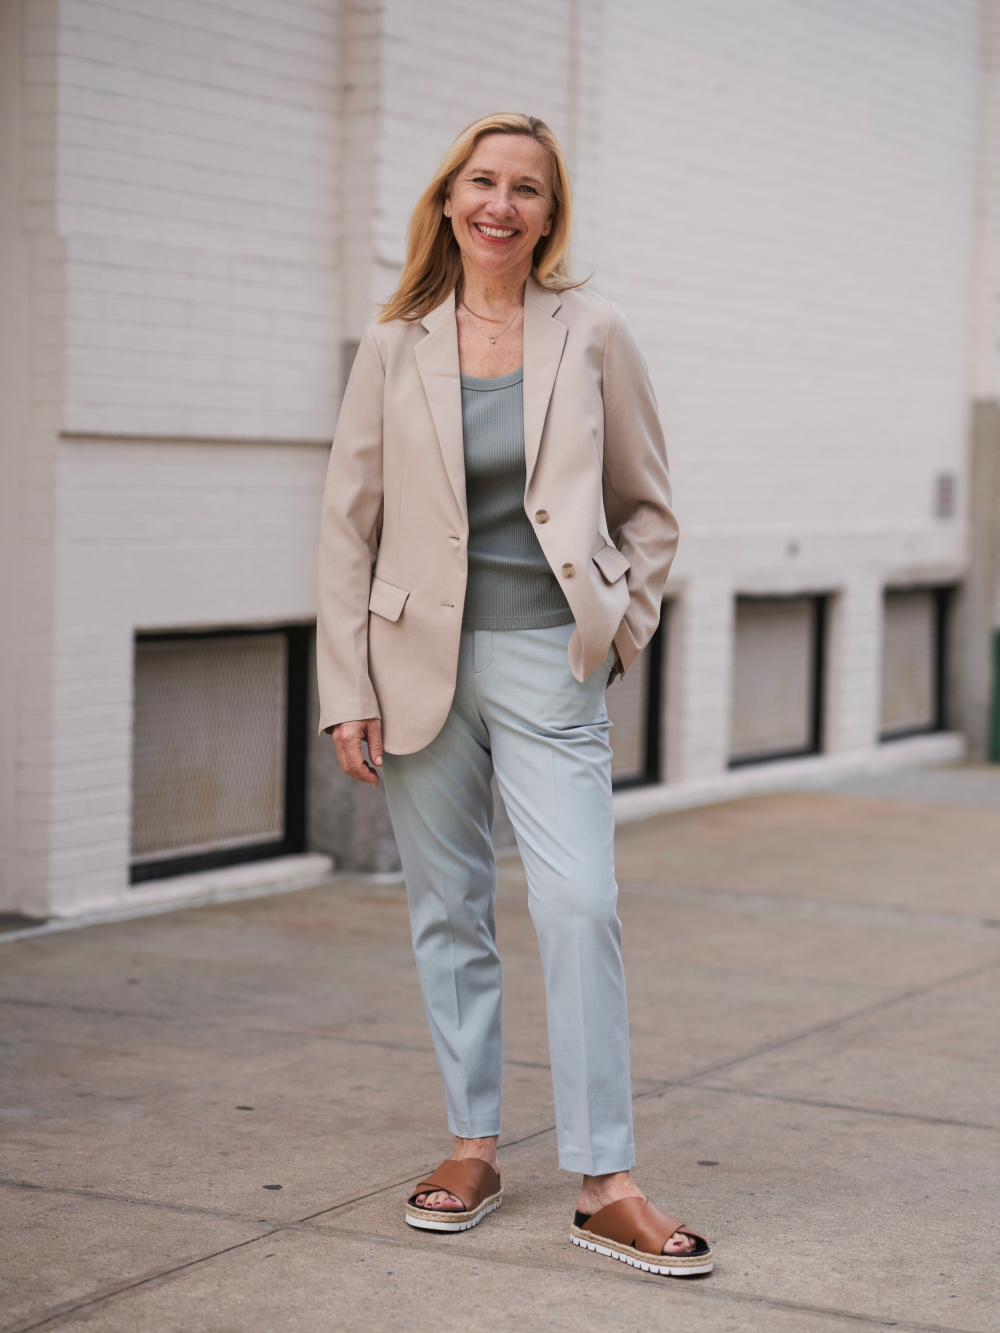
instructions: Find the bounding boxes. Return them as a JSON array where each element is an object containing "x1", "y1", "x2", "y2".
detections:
[{"x1": 464, "y1": 246, "x2": 529, "y2": 276}]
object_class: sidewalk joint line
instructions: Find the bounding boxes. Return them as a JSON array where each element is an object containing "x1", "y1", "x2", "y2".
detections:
[
  {"x1": 6, "y1": 1205, "x2": 980, "y2": 1333},
  {"x1": 686, "y1": 1084, "x2": 998, "y2": 1132},
  {"x1": 0, "y1": 995, "x2": 551, "y2": 1068},
  {"x1": 1, "y1": 1229, "x2": 281, "y2": 1333},
  {"x1": 618, "y1": 876, "x2": 1000, "y2": 934},
  {"x1": 634, "y1": 954, "x2": 1000, "y2": 1099}
]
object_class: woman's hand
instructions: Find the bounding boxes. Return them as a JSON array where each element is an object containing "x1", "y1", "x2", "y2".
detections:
[{"x1": 332, "y1": 718, "x2": 384, "y2": 786}]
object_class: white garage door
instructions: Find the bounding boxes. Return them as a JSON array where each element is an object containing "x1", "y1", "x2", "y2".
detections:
[
  {"x1": 881, "y1": 590, "x2": 937, "y2": 737},
  {"x1": 730, "y1": 597, "x2": 820, "y2": 764}
]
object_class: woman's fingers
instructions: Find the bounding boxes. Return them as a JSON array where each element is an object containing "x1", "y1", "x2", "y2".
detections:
[
  {"x1": 367, "y1": 718, "x2": 384, "y2": 768},
  {"x1": 332, "y1": 719, "x2": 382, "y2": 785}
]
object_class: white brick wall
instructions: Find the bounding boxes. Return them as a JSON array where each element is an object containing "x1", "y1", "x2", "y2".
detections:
[
  {"x1": 596, "y1": 0, "x2": 977, "y2": 541},
  {"x1": 57, "y1": 0, "x2": 341, "y2": 439},
  {"x1": 46, "y1": 439, "x2": 327, "y2": 913}
]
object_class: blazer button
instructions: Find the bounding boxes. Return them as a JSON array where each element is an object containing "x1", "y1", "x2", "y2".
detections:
[
  {"x1": 561, "y1": 563, "x2": 575, "y2": 578},
  {"x1": 535, "y1": 509, "x2": 549, "y2": 524}
]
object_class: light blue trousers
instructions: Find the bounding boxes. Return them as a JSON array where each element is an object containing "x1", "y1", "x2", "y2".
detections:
[{"x1": 381, "y1": 623, "x2": 635, "y2": 1176}]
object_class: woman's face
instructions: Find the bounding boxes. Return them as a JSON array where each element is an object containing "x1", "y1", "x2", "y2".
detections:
[{"x1": 445, "y1": 134, "x2": 555, "y2": 283}]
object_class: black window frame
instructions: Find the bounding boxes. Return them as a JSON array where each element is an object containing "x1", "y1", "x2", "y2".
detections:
[{"x1": 129, "y1": 623, "x2": 310, "y2": 884}]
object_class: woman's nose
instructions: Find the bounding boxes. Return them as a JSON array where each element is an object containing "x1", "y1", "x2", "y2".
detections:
[{"x1": 487, "y1": 188, "x2": 517, "y2": 217}]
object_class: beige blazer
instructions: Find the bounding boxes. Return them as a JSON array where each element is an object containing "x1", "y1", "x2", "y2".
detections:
[{"x1": 317, "y1": 277, "x2": 679, "y2": 754}]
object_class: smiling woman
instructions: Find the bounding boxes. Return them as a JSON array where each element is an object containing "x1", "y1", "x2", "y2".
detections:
[
  {"x1": 379, "y1": 112, "x2": 577, "y2": 329},
  {"x1": 316, "y1": 113, "x2": 707, "y2": 1276}
]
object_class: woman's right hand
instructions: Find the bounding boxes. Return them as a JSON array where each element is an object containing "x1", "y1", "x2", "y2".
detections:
[{"x1": 331, "y1": 718, "x2": 384, "y2": 786}]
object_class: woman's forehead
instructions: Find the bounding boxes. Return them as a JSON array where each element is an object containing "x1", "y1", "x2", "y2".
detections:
[{"x1": 461, "y1": 135, "x2": 551, "y2": 185}]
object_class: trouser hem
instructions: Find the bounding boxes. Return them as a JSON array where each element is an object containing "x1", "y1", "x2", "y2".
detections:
[
  {"x1": 557, "y1": 1146, "x2": 636, "y2": 1176},
  {"x1": 447, "y1": 1118, "x2": 503, "y2": 1140}
]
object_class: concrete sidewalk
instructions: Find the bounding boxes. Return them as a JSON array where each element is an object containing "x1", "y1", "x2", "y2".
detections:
[{"x1": 3, "y1": 771, "x2": 1000, "y2": 1331}]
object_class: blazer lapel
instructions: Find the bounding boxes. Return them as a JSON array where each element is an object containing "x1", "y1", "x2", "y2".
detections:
[
  {"x1": 522, "y1": 279, "x2": 567, "y2": 489},
  {"x1": 414, "y1": 290, "x2": 467, "y2": 523}
]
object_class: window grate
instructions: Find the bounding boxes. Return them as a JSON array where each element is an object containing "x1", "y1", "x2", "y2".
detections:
[
  {"x1": 729, "y1": 595, "x2": 827, "y2": 767},
  {"x1": 130, "y1": 626, "x2": 308, "y2": 883},
  {"x1": 880, "y1": 588, "x2": 949, "y2": 740}
]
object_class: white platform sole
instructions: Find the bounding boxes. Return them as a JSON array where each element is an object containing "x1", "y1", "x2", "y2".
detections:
[
  {"x1": 405, "y1": 1194, "x2": 502, "y2": 1233},
  {"x1": 571, "y1": 1232, "x2": 714, "y2": 1276}
]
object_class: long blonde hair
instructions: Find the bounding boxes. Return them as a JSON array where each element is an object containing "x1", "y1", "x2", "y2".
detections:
[{"x1": 379, "y1": 113, "x2": 579, "y2": 323}]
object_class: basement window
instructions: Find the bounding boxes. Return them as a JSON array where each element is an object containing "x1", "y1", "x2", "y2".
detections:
[
  {"x1": 130, "y1": 626, "x2": 309, "y2": 883},
  {"x1": 608, "y1": 611, "x2": 666, "y2": 789},
  {"x1": 880, "y1": 589, "x2": 949, "y2": 740},
  {"x1": 729, "y1": 595, "x2": 827, "y2": 767}
]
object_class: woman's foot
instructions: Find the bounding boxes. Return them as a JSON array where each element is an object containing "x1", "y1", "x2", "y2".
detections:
[
  {"x1": 412, "y1": 1135, "x2": 500, "y2": 1212},
  {"x1": 576, "y1": 1171, "x2": 696, "y2": 1255}
]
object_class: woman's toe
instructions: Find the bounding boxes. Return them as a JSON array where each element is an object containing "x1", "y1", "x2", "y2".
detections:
[{"x1": 663, "y1": 1230, "x2": 695, "y2": 1255}]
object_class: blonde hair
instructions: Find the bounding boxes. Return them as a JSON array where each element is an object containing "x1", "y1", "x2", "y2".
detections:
[{"x1": 379, "y1": 113, "x2": 579, "y2": 323}]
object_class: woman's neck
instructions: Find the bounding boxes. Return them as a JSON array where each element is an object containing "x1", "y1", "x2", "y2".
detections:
[{"x1": 459, "y1": 263, "x2": 530, "y2": 317}]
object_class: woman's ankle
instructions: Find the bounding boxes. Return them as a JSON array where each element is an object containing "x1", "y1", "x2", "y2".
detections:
[{"x1": 453, "y1": 1135, "x2": 500, "y2": 1168}]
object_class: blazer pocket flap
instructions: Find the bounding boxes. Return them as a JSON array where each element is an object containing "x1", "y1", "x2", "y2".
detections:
[
  {"x1": 369, "y1": 576, "x2": 410, "y2": 622},
  {"x1": 592, "y1": 544, "x2": 631, "y2": 585}
]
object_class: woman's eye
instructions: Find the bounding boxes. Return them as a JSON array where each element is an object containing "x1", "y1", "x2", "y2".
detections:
[
  {"x1": 516, "y1": 186, "x2": 538, "y2": 195},
  {"x1": 472, "y1": 176, "x2": 493, "y2": 186}
]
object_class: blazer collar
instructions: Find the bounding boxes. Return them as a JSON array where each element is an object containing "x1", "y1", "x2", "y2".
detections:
[
  {"x1": 413, "y1": 277, "x2": 567, "y2": 518},
  {"x1": 522, "y1": 278, "x2": 567, "y2": 487},
  {"x1": 414, "y1": 288, "x2": 465, "y2": 520}
]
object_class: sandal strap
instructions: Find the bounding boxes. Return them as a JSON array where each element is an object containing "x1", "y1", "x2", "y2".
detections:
[
  {"x1": 580, "y1": 1197, "x2": 705, "y2": 1256},
  {"x1": 408, "y1": 1158, "x2": 501, "y2": 1211}
]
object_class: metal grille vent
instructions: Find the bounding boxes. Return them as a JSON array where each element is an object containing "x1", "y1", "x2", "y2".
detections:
[
  {"x1": 730, "y1": 596, "x2": 825, "y2": 765},
  {"x1": 881, "y1": 590, "x2": 943, "y2": 738},
  {"x1": 131, "y1": 630, "x2": 307, "y2": 881}
]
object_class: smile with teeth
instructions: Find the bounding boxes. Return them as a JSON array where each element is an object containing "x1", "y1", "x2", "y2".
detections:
[{"x1": 475, "y1": 223, "x2": 517, "y2": 240}]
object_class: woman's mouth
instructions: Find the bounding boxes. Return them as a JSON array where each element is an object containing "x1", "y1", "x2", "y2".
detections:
[{"x1": 474, "y1": 223, "x2": 518, "y2": 241}]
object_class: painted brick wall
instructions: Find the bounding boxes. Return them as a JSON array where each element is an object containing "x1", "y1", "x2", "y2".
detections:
[
  {"x1": 596, "y1": 0, "x2": 978, "y2": 539},
  {"x1": 57, "y1": 0, "x2": 341, "y2": 440},
  {"x1": 48, "y1": 439, "x2": 328, "y2": 912}
]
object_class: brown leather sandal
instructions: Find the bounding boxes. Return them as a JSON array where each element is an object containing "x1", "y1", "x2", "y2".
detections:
[
  {"x1": 571, "y1": 1198, "x2": 714, "y2": 1276},
  {"x1": 405, "y1": 1158, "x2": 503, "y2": 1233}
]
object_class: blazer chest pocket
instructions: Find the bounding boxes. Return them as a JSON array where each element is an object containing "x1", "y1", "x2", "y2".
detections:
[
  {"x1": 592, "y1": 544, "x2": 631, "y2": 585},
  {"x1": 369, "y1": 576, "x2": 410, "y2": 622}
]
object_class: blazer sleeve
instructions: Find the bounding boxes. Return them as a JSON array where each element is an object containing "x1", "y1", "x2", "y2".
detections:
[
  {"x1": 601, "y1": 303, "x2": 680, "y2": 673},
  {"x1": 316, "y1": 325, "x2": 385, "y2": 732}
]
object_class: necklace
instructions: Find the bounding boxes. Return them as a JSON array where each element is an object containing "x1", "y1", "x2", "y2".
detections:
[{"x1": 461, "y1": 302, "x2": 522, "y2": 345}]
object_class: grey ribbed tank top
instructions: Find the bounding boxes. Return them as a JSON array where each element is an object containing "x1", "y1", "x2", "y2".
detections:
[{"x1": 460, "y1": 365, "x2": 573, "y2": 631}]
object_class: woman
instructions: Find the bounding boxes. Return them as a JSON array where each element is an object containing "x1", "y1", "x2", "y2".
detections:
[{"x1": 317, "y1": 112, "x2": 712, "y2": 1276}]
